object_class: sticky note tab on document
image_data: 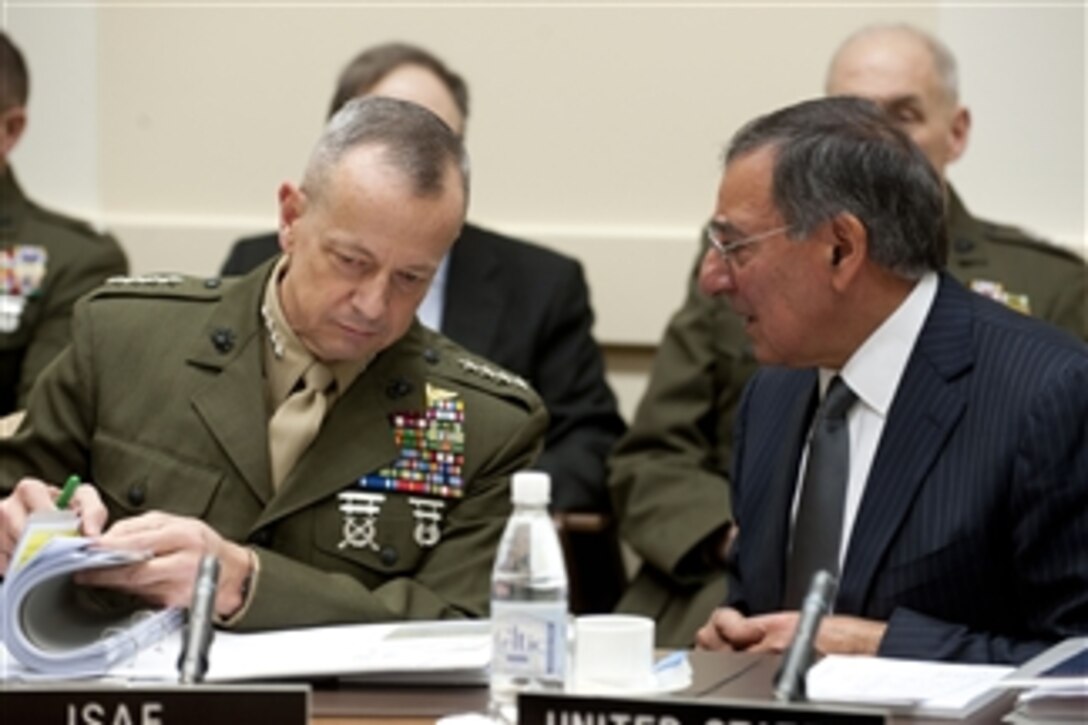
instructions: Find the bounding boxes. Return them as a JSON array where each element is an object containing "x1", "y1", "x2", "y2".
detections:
[{"x1": 9, "y1": 510, "x2": 80, "y2": 572}]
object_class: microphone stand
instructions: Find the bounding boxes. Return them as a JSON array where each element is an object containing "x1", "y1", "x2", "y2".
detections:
[{"x1": 773, "y1": 570, "x2": 837, "y2": 702}]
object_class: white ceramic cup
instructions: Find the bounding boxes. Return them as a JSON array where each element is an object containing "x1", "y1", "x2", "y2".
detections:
[{"x1": 571, "y1": 614, "x2": 655, "y2": 693}]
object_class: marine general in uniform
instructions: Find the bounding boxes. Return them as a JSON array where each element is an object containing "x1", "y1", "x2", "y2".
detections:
[{"x1": 0, "y1": 96, "x2": 547, "y2": 630}]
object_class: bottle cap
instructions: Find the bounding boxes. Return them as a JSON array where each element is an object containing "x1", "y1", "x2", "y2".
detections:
[{"x1": 511, "y1": 471, "x2": 551, "y2": 505}]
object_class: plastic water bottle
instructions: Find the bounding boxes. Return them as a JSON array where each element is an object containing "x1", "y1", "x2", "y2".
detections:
[{"x1": 489, "y1": 471, "x2": 569, "y2": 715}]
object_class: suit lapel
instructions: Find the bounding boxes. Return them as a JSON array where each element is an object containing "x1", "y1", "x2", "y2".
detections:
[
  {"x1": 188, "y1": 264, "x2": 275, "y2": 504},
  {"x1": 441, "y1": 226, "x2": 504, "y2": 357},
  {"x1": 837, "y1": 276, "x2": 974, "y2": 614},
  {"x1": 745, "y1": 371, "x2": 818, "y2": 612}
]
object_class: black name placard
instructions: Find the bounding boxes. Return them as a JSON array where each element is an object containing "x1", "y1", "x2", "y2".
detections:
[
  {"x1": 518, "y1": 692, "x2": 888, "y2": 725},
  {"x1": 0, "y1": 683, "x2": 309, "y2": 725}
]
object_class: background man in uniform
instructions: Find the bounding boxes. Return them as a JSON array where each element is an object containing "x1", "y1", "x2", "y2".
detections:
[
  {"x1": 0, "y1": 97, "x2": 547, "y2": 630},
  {"x1": 222, "y1": 42, "x2": 625, "y2": 516},
  {"x1": 0, "y1": 31, "x2": 127, "y2": 417},
  {"x1": 693, "y1": 96, "x2": 1087, "y2": 664},
  {"x1": 609, "y1": 22, "x2": 1087, "y2": 646}
]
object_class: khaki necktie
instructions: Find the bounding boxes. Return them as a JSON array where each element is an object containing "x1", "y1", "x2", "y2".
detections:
[{"x1": 268, "y1": 361, "x2": 335, "y2": 489}]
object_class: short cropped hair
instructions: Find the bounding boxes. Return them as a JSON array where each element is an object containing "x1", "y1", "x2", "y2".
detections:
[
  {"x1": 828, "y1": 23, "x2": 960, "y2": 106},
  {"x1": 303, "y1": 95, "x2": 469, "y2": 207},
  {"x1": 328, "y1": 42, "x2": 469, "y2": 121},
  {"x1": 0, "y1": 32, "x2": 29, "y2": 111},
  {"x1": 725, "y1": 96, "x2": 945, "y2": 279}
]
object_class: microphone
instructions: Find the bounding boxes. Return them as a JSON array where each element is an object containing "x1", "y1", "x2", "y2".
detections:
[
  {"x1": 178, "y1": 554, "x2": 220, "y2": 685},
  {"x1": 773, "y1": 569, "x2": 837, "y2": 703}
]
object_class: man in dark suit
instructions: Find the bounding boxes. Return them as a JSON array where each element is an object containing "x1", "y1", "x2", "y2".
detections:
[
  {"x1": 222, "y1": 43, "x2": 624, "y2": 516},
  {"x1": 692, "y1": 97, "x2": 1088, "y2": 665},
  {"x1": 610, "y1": 23, "x2": 1086, "y2": 647}
]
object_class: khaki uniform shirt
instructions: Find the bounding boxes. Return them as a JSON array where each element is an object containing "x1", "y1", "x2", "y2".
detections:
[
  {"x1": 609, "y1": 187, "x2": 1087, "y2": 647},
  {"x1": 0, "y1": 261, "x2": 548, "y2": 630},
  {"x1": 0, "y1": 169, "x2": 128, "y2": 414}
]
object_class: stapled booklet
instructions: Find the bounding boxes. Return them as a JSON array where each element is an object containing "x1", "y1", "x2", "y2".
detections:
[{"x1": 0, "y1": 512, "x2": 184, "y2": 679}]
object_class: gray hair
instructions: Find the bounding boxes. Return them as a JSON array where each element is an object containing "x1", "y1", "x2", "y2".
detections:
[
  {"x1": 828, "y1": 23, "x2": 960, "y2": 106},
  {"x1": 724, "y1": 96, "x2": 945, "y2": 279},
  {"x1": 302, "y1": 95, "x2": 470, "y2": 207}
]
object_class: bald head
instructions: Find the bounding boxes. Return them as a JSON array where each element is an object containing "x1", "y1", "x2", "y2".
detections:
[{"x1": 825, "y1": 24, "x2": 970, "y2": 177}]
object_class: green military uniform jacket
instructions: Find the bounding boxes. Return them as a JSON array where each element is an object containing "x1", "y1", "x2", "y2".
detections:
[
  {"x1": 0, "y1": 262, "x2": 548, "y2": 630},
  {"x1": 609, "y1": 186, "x2": 1087, "y2": 647},
  {"x1": 945, "y1": 189, "x2": 1086, "y2": 339},
  {"x1": 0, "y1": 168, "x2": 128, "y2": 414}
]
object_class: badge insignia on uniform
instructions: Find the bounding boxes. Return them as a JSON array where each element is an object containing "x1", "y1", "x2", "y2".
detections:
[
  {"x1": 0, "y1": 245, "x2": 48, "y2": 333},
  {"x1": 260, "y1": 303, "x2": 286, "y2": 359},
  {"x1": 337, "y1": 491, "x2": 387, "y2": 551},
  {"x1": 970, "y1": 279, "x2": 1031, "y2": 315},
  {"x1": 408, "y1": 497, "x2": 446, "y2": 548},
  {"x1": 105, "y1": 273, "x2": 185, "y2": 286},
  {"x1": 356, "y1": 383, "x2": 467, "y2": 501},
  {"x1": 458, "y1": 358, "x2": 529, "y2": 390}
]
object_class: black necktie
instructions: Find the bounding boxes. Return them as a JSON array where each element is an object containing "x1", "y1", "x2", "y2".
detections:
[{"x1": 784, "y1": 375, "x2": 858, "y2": 609}]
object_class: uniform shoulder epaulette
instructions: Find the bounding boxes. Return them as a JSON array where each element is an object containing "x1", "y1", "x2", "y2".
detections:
[
  {"x1": 415, "y1": 329, "x2": 539, "y2": 408},
  {"x1": 26, "y1": 199, "x2": 112, "y2": 241},
  {"x1": 89, "y1": 274, "x2": 229, "y2": 302},
  {"x1": 980, "y1": 220, "x2": 1086, "y2": 265}
]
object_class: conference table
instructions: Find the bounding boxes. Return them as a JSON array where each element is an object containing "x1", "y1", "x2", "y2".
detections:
[{"x1": 306, "y1": 651, "x2": 1017, "y2": 725}]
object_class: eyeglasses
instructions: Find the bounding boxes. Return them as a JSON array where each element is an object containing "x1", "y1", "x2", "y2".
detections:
[{"x1": 704, "y1": 220, "x2": 793, "y2": 266}]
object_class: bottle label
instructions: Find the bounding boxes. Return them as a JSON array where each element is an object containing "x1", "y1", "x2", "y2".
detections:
[{"x1": 491, "y1": 600, "x2": 567, "y2": 680}]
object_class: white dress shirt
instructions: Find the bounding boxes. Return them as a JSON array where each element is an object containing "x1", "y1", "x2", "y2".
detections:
[{"x1": 791, "y1": 272, "x2": 940, "y2": 570}]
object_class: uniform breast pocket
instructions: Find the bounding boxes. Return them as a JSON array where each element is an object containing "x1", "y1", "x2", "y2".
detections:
[
  {"x1": 91, "y1": 432, "x2": 224, "y2": 518},
  {"x1": 313, "y1": 491, "x2": 436, "y2": 580}
]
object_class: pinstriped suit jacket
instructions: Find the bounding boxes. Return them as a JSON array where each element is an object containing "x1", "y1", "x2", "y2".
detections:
[{"x1": 726, "y1": 273, "x2": 1088, "y2": 665}]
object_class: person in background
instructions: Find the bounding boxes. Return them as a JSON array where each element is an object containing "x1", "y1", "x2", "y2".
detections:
[
  {"x1": 608, "y1": 22, "x2": 1087, "y2": 646},
  {"x1": 694, "y1": 96, "x2": 1087, "y2": 664},
  {"x1": 222, "y1": 42, "x2": 626, "y2": 516},
  {"x1": 0, "y1": 31, "x2": 127, "y2": 417},
  {"x1": 0, "y1": 97, "x2": 547, "y2": 630}
]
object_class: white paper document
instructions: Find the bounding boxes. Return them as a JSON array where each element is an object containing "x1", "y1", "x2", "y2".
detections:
[
  {"x1": 113, "y1": 619, "x2": 491, "y2": 684},
  {"x1": 1002, "y1": 638, "x2": 1088, "y2": 723},
  {"x1": 806, "y1": 654, "x2": 1014, "y2": 718}
]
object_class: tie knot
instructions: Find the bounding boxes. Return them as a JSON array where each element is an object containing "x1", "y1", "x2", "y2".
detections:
[
  {"x1": 821, "y1": 376, "x2": 857, "y2": 420},
  {"x1": 302, "y1": 361, "x2": 334, "y2": 394}
]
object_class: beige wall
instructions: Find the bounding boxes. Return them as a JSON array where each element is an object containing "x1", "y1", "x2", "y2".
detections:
[{"x1": 6, "y1": 2, "x2": 1085, "y2": 420}]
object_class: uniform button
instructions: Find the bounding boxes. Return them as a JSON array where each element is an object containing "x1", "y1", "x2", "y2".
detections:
[
  {"x1": 380, "y1": 546, "x2": 398, "y2": 567},
  {"x1": 211, "y1": 328, "x2": 235, "y2": 353},
  {"x1": 386, "y1": 378, "x2": 413, "y2": 399},
  {"x1": 204, "y1": 277, "x2": 222, "y2": 289},
  {"x1": 126, "y1": 483, "x2": 146, "y2": 508},
  {"x1": 953, "y1": 237, "x2": 975, "y2": 254},
  {"x1": 423, "y1": 348, "x2": 440, "y2": 365},
  {"x1": 249, "y1": 528, "x2": 272, "y2": 547}
]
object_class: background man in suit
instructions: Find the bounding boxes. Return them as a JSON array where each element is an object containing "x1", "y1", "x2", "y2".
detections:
[
  {"x1": 222, "y1": 43, "x2": 626, "y2": 516},
  {"x1": 0, "y1": 97, "x2": 547, "y2": 630},
  {"x1": 693, "y1": 96, "x2": 1087, "y2": 664},
  {"x1": 0, "y1": 31, "x2": 127, "y2": 417},
  {"x1": 609, "y1": 22, "x2": 1087, "y2": 646}
]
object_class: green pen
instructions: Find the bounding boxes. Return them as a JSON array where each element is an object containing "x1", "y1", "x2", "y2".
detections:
[{"x1": 56, "y1": 474, "x2": 80, "y2": 509}]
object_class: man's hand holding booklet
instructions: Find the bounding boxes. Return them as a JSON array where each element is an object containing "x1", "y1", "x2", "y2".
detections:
[{"x1": 0, "y1": 510, "x2": 184, "y2": 679}]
